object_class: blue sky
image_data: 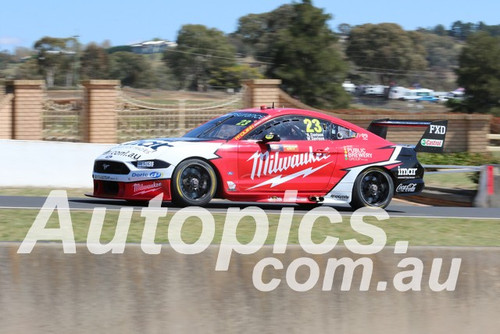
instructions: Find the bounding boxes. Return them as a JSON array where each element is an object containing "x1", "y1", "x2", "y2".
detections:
[{"x1": 1, "y1": 0, "x2": 498, "y2": 52}]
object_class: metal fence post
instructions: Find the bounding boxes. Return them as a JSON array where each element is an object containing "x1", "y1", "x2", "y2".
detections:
[{"x1": 178, "y1": 99, "x2": 186, "y2": 136}]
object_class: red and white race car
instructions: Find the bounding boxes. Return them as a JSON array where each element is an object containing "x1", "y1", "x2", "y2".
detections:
[{"x1": 91, "y1": 107, "x2": 447, "y2": 208}]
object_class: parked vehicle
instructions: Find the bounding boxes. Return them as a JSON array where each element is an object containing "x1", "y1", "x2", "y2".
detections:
[
  {"x1": 400, "y1": 88, "x2": 434, "y2": 101},
  {"x1": 342, "y1": 80, "x2": 356, "y2": 94},
  {"x1": 388, "y1": 86, "x2": 408, "y2": 100},
  {"x1": 363, "y1": 85, "x2": 388, "y2": 96},
  {"x1": 416, "y1": 95, "x2": 439, "y2": 103}
]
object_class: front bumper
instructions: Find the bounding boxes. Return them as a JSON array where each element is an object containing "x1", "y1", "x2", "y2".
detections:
[{"x1": 93, "y1": 179, "x2": 172, "y2": 201}]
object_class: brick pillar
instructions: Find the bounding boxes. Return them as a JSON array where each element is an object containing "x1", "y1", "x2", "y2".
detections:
[
  {"x1": 466, "y1": 114, "x2": 491, "y2": 153},
  {"x1": 6, "y1": 80, "x2": 45, "y2": 140},
  {"x1": 0, "y1": 87, "x2": 14, "y2": 139},
  {"x1": 243, "y1": 79, "x2": 282, "y2": 108},
  {"x1": 81, "y1": 80, "x2": 120, "y2": 143}
]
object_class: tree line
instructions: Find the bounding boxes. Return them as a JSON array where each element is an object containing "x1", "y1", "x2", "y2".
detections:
[{"x1": 1, "y1": 0, "x2": 499, "y2": 113}]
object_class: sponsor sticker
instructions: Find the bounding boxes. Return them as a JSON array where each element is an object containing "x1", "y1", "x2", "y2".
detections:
[
  {"x1": 103, "y1": 150, "x2": 141, "y2": 160},
  {"x1": 133, "y1": 182, "x2": 163, "y2": 194},
  {"x1": 267, "y1": 196, "x2": 283, "y2": 202},
  {"x1": 130, "y1": 172, "x2": 163, "y2": 179},
  {"x1": 397, "y1": 166, "x2": 418, "y2": 179},
  {"x1": 249, "y1": 146, "x2": 330, "y2": 180},
  {"x1": 358, "y1": 133, "x2": 369, "y2": 141},
  {"x1": 283, "y1": 144, "x2": 299, "y2": 152},
  {"x1": 93, "y1": 174, "x2": 120, "y2": 181},
  {"x1": 330, "y1": 194, "x2": 349, "y2": 201},
  {"x1": 269, "y1": 144, "x2": 299, "y2": 152},
  {"x1": 420, "y1": 138, "x2": 443, "y2": 147},
  {"x1": 396, "y1": 183, "x2": 417, "y2": 193},
  {"x1": 125, "y1": 140, "x2": 173, "y2": 151},
  {"x1": 430, "y1": 125, "x2": 446, "y2": 135},
  {"x1": 226, "y1": 181, "x2": 236, "y2": 191},
  {"x1": 343, "y1": 146, "x2": 373, "y2": 161}
]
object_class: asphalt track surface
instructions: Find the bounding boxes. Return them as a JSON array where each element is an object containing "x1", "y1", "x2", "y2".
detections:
[{"x1": 1, "y1": 195, "x2": 499, "y2": 219}]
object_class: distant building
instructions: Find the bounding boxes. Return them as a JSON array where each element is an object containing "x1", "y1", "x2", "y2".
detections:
[{"x1": 130, "y1": 40, "x2": 177, "y2": 54}]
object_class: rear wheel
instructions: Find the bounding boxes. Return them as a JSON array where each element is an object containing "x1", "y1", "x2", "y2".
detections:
[
  {"x1": 350, "y1": 168, "x2": 394, "y2": 209},
  {"x1": 171, "y1": 159, "x2": 217, "y2": 206}
]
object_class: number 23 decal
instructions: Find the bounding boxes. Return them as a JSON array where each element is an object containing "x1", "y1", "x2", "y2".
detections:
[
  {"x1": 303, "y1": 118, "x2": 322, "y2": 133},
  {"x1": 236, "y1": 120, "x2": 252, "y2": 126}
]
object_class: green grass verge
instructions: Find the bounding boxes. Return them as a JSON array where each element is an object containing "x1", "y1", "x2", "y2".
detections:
[
  {"x1": 0, "y1": 187, "x2": 91, "y2": 197},
  {"x1": 423, "y1": 172, "x2": 477, "y2": 190},
  {"x1": 1, "y1": 208, "x2": 498, "y2": 246}
]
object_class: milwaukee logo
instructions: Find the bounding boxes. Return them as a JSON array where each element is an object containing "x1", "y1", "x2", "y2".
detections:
[
  {"x1": 249, "y1": 147, "x2": 330, "y2": 180},
  {"x1": 133, "y1": 182, "x2": 162, "y2": 194}
]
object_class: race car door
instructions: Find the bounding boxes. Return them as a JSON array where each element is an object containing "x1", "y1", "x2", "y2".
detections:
[{"x1": 237, "y1": 115, "x2": 337, "y2": 194}]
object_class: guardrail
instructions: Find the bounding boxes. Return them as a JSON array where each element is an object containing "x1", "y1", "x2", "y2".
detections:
[
  {"x1": 487, "y1": 134, "x2": 500, "y2": 152},
  {"x1": 423, "y1": 164, "x2": 482, "y2": 174},
  {"x1": 422, "y1": 164, "x2": 498, "y2": 207}
]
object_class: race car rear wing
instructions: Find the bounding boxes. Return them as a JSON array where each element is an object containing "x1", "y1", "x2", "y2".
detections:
[{"x1": 367, "y1": 119, "x2": 448, "y2": 153}]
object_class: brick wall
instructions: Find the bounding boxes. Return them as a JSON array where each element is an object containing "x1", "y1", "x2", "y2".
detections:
[
  {"x1": 6, "y1": 80, "x2": 45, "y2": 140},
  {"x1": 337, "y1": 113, "x2": 491, "y2": 153},
  {"x1": 0, "y1": 93, "x2": 13, "y2": 139},
  {"x1": 244, "y1": 80, "x2": 492, "y2": 153},
  {"x1": 81, "y1": 80, "x2": 120, "y2": 143},
  {"x1": 243, "y1": 79, "x2": 282, "y2": 108},
  {"x1": 1, "y1": 79, "x2": 492, "y2": 151}
]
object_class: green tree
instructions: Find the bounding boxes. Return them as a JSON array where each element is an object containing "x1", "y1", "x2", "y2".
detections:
[
  {"x1": 108, "y1": 51, "x2": 155, "y2": 88},
  {"x1": 15, "y1": 58, "x2": 42, "y2": 80},
  {"x1": 34, "y1": 36, "x2": 79, "y2": 87},
  {"x1": 163, "y1": 24, "x2": 236, "y2": 90},
  {"x1": 80, "y1": 43, "x2": 109, "y2": 79},
  {"x1": 337, "y1": 23, "x2": 352, "y2": 36},
  {"x1": 346, "y1": 23, "x2": 428, "y2": 84},
  {"x1": 432, "y1": 24, "x2": 447, "y2": 36},
  {"x1": 232, "y1": 4, "x2": 295, "y2": 58},
  {"x1": 208, "y1": 64, "x2": 263, "y2": 89},
  {"x1": 456, "y1": 32, "x2": 500, "y2": 114},
  {"x1": 449, "y1": 21, "x2": 476, "y2": 41},
  {"x1": 0, "y1": 51, "x2": 11, "y2": 73},
  {"x1": 264, "y1": 0, "x2": 349, "y2": 108},
  {"x1": 420, "y1": 32, "x2": 460, "y2": 69}
]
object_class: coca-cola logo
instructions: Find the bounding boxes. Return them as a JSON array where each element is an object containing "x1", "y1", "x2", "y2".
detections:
[{"x1": 396, "y1": 183, "x2": 417, "y2": 193}]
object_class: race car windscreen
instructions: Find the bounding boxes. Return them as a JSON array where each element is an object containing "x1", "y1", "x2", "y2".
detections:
[{"x1": 183, "y1": 112, "x2": 268, "y2": 140}]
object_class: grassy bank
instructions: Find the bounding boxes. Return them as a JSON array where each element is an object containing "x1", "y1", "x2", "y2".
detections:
[{"x1": 1, "y1": 208, "x2": 499, "y2": 246}]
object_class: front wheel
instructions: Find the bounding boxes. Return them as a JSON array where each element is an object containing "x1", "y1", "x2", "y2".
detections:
[
  {"x1": 171, "y1": 159, "x2": 217, "y2": 206},
  {"x1": 350, "y1": 168, "x2": 394, "y2": 209}
]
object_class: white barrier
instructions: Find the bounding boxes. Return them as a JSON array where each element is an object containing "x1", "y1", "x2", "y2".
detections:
[{"x1": 0, "y1": 140, "x2": 114, "y2": 188}]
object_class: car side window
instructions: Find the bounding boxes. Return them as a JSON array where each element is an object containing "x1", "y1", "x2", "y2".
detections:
[
  {"x1": 331, "y1": 124, "x2": 357, "y2": 140},
  {"x1": 244, "y1": 116, "x2": 331, "y2": 141}
]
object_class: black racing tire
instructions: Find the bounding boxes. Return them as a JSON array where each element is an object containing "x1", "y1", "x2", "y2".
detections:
[
  {"x1": 171, "y1": 158, "x2": 217, "y2": 206},
  {"x1": 350, "y1": 167, "x2": 394, "y2": 209}
]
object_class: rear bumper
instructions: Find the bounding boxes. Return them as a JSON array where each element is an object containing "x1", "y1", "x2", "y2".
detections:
[{"x1": 93, "y1": 179, "x2": 172, "y2": 201}]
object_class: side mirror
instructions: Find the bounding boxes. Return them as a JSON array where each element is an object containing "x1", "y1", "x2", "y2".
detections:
[{"x1": 259, "y1": 133, "x2": 281, "y2": 144}]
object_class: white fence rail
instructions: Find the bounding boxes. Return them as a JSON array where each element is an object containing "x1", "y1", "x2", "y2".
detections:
[{"x1": 423, "y1": 165, "x2": 482, "y2": 174}]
